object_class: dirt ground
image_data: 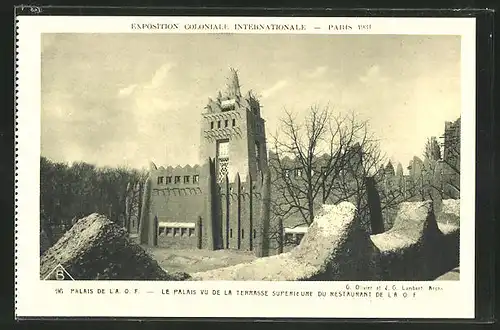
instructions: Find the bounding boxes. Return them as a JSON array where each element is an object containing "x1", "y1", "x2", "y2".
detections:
[
  {"x1": 141, "y1": 246, "x2": 257, "y2": 274},
  {"x1": 131, "y1": 235, "x2": 457, "y2": 279}
]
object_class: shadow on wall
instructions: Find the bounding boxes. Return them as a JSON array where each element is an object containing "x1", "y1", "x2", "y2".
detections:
[{"x1": 190, "y1": 199, "x2": 460, "y2": 281}]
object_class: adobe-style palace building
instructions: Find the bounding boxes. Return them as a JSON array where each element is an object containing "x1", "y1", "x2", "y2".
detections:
[
  {"x1": 139, "y1": 69, "x2": 461, "y2": 254},
  {"x1": 144, "y1": 69, "x2": 270, "y2": 252}
]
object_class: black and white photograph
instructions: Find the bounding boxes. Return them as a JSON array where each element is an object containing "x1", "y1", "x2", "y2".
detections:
[{"x1": 38, "y1": 32, "x2": 461, "y2": 282}]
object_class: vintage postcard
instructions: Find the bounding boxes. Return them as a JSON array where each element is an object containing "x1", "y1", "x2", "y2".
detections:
[{"x1": 15, "y1": 14, "x2": 476, "y2": 319}]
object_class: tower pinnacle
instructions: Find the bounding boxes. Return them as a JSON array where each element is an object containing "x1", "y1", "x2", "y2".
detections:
[{"x1": 225, "y1": 67, "x2": 241, "y2": 98}]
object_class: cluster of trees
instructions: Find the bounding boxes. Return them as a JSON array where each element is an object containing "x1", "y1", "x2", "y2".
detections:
[
  {"x1": 267, "y1": 106, "x2": 460, "y2": 250},
  {"x1": 40, "y1": 157, "x2": 146, "y2": 246}
]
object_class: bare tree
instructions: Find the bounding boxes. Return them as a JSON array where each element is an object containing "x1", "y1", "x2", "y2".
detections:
[{"x1": 269, "y1": 106, "x2": 386, "y2": 228}]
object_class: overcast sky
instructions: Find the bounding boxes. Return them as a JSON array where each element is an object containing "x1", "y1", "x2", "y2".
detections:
[{"x1": 41, "y1": 33, "x2": 461, "y2": 171}]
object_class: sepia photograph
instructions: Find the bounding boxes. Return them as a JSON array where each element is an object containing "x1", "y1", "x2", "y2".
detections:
[
  {"x1": 38, "y1": 33, "x2": 461, "y2": 282},
  {"x1": 15, "y1": 12, "x2": 482, "y2": 319}
]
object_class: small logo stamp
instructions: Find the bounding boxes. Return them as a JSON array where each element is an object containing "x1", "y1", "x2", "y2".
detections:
[{"x1": 43, "y1": 264, "x2": 75, "y2": 281}]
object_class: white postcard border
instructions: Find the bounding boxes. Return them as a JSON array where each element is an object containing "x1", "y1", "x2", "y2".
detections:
[{"x1": 15, "y1": 16, "x2": 476, "y2": 319}]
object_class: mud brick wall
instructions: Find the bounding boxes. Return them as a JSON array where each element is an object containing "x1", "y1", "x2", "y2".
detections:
[
  {"x1": 191, "y1": 200, "x2": 460, "y2": 281},
  {"x1": 434, "y1": 199, "x2": 460, "y2": 275},
  {"x1": 436, "y1": 199, "x2": 460, "y2": 226},
  {"x1": 371, "y1": 200, "x2": 459, "y2": 280},
  {"x1": 190, "y1": 202, "x2": 381, "y2": 281},
  {"x1": 145, "y1": 159, "x2": 269, "y2": 253},
  {"x1": 150, "y1": 165, "x2": 205, "y2": 225},
  {"x1": 218, "y1": 172, "x2": 264, "y2": 252}
]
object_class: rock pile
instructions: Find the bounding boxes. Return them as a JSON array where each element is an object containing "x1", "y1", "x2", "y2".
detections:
[{"x1": 40, "y1": 213, "x2": 189, "y2": 280}]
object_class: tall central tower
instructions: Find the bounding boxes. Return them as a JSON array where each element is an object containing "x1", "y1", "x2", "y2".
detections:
[{"x1": 199, "y1": 68, "x2": 268, "y2": 182}]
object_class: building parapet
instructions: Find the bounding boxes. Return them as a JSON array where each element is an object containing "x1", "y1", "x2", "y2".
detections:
[{"x1": 151, "y1": 164, "x2": 205, "y2": 187}]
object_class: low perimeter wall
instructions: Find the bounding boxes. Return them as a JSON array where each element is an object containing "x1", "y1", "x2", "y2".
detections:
[{"x1": 191, "y1": 200, "x2": 460, "y2": 281}]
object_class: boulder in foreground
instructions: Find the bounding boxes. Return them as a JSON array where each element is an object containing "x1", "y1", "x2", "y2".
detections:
[
  {"x1": 191, "y1": 202, "x2": 380, "y2": 281},
  {"x1": 40, "y1": 213, "x2": 189, "y2": 280}
]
